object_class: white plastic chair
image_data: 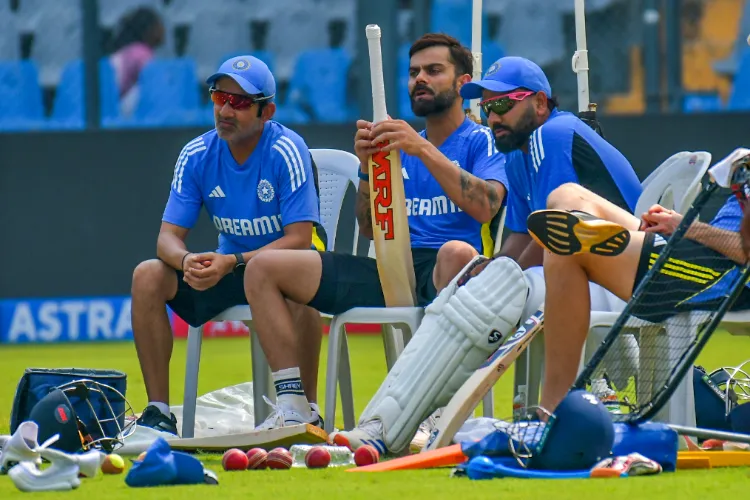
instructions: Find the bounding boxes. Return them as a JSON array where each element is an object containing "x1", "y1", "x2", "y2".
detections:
[
  {"x1": 180, "y1": 148, "x2": 361, "y2": 438},
  {"x1": 323, "y1": 206, "x2": 507, "y2": 433},
  {"x1": 516, "y1": 151, "x2": 715, "y2": 422}
]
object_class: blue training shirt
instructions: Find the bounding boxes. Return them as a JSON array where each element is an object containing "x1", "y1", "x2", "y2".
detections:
[
  {"x1": 402, "y1": 117, "x2": 508, "y2": 255},
  {"x1": 163, "y1": 121, "x2": 324, "y2": 254},
  {"x1": 504, "y1": 109, "x2": 642, "y2": 233}
]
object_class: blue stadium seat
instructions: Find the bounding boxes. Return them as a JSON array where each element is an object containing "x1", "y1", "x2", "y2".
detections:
[
  {"x1": 398, "y1": 44, "x2": 417, "y2": 121},
  {"x1": 728, "y1": 48, "x2": 750, "y2": 111},
  {"x1": 0, "y1": 61, "x2": 46, "y2": 131},
  {"x1": 48, "y1": 60, "x2": 120, "y2": 130},
  {"x1": 682, "y1": 92, "x2": 723, "y2": 113},
  {"x1": 131, "y1": 58, "x2": 203, "y2": 127},
  {"x1": 287, "y1": 48, "x2": 355, "y2": 123},
  {"x1": 274, "y1": 103, "x2": 311, "y2": 125},
  {"x1": 430, "y1": 0, "x2": 489, "y2": 48}
]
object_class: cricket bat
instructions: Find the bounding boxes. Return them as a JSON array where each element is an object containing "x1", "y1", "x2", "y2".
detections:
[
  {"x1": 422, "y1": 307, "x2": 545, "y2": 451},
  {"x1": 365, "y1": 24, "x2": 417, "y2": 307}
]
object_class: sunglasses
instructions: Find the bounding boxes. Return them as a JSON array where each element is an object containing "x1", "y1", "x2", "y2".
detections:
[
  {"x1": 209, "y1": 88, "x2": 270, "y2": 110},
  {"x1": 479, "y1": 91, "x2": 535, "y2": 117}
]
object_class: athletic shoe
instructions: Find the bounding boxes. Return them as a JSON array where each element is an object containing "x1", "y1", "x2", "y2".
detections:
[
  {"x1": 410, "y1": 409, "x2": 442, "y2": 453},
  {"x1": 527, "y1": 209, "x2": 631, "y2": 256},
  {"x1": 255, "y1": 396, "x2": 324, "y2": 430},
  {"x1": 135, "y1": 405, "x2": 179, "y2": 437},
  {"x1": 330, "y1": 419, "x2": 389, "y2": 456}
]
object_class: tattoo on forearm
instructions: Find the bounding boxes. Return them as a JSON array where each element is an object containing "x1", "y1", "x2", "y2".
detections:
[
  {"x1": 356, "y1": 188, "x2": 373, "y2": 232},
  {"x1": 459, "y1": 171, "x2": 502, "y2": 216}
]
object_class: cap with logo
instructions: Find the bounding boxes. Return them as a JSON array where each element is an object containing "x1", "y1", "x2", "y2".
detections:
[
  {"x1": 460, "y1": 56, "x2": 552, "y2": 100},
  {"x1": 206, "y1": 55, "x2": 276, "y2": 101}
]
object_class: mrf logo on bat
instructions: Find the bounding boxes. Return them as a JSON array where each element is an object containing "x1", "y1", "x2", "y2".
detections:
[{"x1": 370, "y1": 146, "x2": 398, "y2": 239}]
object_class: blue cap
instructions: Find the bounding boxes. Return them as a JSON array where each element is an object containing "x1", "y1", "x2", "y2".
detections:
[
  {"x1": 206, "y1": 55, "x2": 276, "y2": 100},
  {"x1": 460, "y1": 56, "x2": 552, "y2": 100}
]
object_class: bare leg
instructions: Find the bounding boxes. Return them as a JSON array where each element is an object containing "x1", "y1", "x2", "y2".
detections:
[
  {"x1": 243, "y1": 250, "x2": 323, "y2": 372},
  {"x1": 539, "y1": 183, "x2": 649, "y2": 412},
  {"x1": 131, "y1": 259, "x2": 178, "y2": 404},
  {"x1": 289, "y1": 302, "x2": 322, "y2": 403},
  {"x1": 432, "y1": 240, "x2": 479, "y2": 292},
  {"x1": 546, "y1": 182, "x2": 642, "y2": 231}
]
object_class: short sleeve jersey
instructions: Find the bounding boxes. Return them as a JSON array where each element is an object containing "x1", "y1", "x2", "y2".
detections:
[
  {"x1": 162, "y1": 121, "x2": 323, "y2": 254},
  {"x1": 402, "y1": 117, "x2": 508, "y2": 254},
  {"x1": 504, "y1": 109, "x2": 642, "y2": 233}
]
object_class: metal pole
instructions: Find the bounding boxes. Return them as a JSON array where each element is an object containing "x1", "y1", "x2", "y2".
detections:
[
  {"x1": 572, "y1": 0, "x2": 590, "y2": 113},
  {"x1": 81, "y1": 0, "x2": 101, "y2": 129},
  {"x1": 468, "y1": 0, "x2": 482, "y2": 120},
  {"x1": 664, "y1": 0, "x2": 683, "y2": 113},
  {"x1": 669, "y1": 424, "x2": 750, "y2": 445},
  {"x1": 642, "y1": 0, "x2": 661, "y2": 113}
]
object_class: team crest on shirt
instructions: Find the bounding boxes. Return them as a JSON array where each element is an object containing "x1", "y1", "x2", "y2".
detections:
[
  {"x1": 257, "y1": 179, "x2": 275, "y2": 202},
  {"x1": 232, "y1": 59, "x2": 250, "y2": 70}
]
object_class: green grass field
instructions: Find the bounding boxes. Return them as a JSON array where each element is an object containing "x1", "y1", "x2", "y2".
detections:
[{"x1": 0, "y1": 332, "x2": 748, "y2": 498}]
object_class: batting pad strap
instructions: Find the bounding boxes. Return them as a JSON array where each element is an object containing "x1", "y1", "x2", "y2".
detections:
[{"x1": 358, "y1": 257, "x2": 529, "y2": 453}]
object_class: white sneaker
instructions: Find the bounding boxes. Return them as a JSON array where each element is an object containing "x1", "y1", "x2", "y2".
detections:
[
  {"x1": 330, "y1": 419, "x2": 388, "y2": 456},
  {"x1": 410, "y1": 409, "x2": 442, "y2": 454},
  {"x1": 255, "y1": 396, "x2": 323, "y2": 430}
]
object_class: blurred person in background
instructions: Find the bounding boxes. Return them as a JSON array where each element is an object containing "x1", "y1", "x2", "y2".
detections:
[{"x1": 109, "y1": 6, "x2": 165, "y2": 116}]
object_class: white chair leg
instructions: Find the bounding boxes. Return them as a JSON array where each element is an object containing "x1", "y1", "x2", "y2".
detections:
[
  {"x1": 382, "y1": 324, "x2": 402, "y2": 371},
  {"x1": 482, "y1": 391, "x2": 494, "y2": 418},
  {"x1": 249, "y1": 327, "x2": 273, "y2": 426},
  {"x1": 182, "y1": 325, "x2": 203, "y2": 438},
  {"x1": 338, "y1": 329, "x2": 355, "y2": 430},
  {"x1": 324, "y1": 316, "x2": 344, "y2": 433}
]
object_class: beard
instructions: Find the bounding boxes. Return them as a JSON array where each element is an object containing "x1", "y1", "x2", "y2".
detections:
[
  {"x1": 410, "y1": 83, "x2": 458, "y2": 117},
  {"x1": 492, "y1": 107, "x2": 538, "y2": 153}
]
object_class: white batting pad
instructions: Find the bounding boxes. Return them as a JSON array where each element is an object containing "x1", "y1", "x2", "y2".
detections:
[{"x1": 358, "y1": 256, "x2": 529, "y2": 453}]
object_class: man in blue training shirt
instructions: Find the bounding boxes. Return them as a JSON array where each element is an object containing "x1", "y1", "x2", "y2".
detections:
[
  {"x1": 241, "y1": 34, "x2": 508, "y2": 431},
  {"x1": 460, "y1": 56, "x2": 642, "y2": 269},
  {"x1": 526, "y1": 184, "x2": 750, "y2": 415},
  {"x1": 130, "y1": 55, "x2": 326, "y2": 436}
]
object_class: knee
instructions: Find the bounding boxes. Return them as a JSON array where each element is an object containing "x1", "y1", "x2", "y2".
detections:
[
  {"x1": 243, "y1": 251, "x2": 275, "y2": 292},
  {"x1": 546, "y1": 182, "x2": 586, "y2": 210},
  {"x1": 436, "y1": 240, "x2": 478, "y2": 270},
  {"x1": 131, "y1": 259, "x2": 172, "y2": 296}
]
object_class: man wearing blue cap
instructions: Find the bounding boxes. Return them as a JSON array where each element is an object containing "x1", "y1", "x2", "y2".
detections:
[
  {"x1": 130, "y1": 55, "x2": 327, "y2": 436},
  {"x1": 460, "y1": 56, "x2": 641, "y2": 269}
]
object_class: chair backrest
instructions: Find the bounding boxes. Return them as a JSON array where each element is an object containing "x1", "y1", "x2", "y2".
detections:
[
  {"x1": 634, "y1": 151, "x2": 712, "y2": 217},
  {"x1": 310, "y1": 148, "x2": 360, "y2": 252}
]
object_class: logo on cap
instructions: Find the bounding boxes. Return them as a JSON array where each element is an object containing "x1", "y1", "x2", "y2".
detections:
[
  {"x1": 54, "y1": 404, "x2": 71, "y2": 424},
  {"x1": 232, "y1": 59, "x2": 250, "y2": 70},
  {"x1": 486, "y1": 62, "x2": 501, "y2": 77}
]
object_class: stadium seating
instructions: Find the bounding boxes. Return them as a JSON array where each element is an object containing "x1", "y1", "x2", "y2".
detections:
[
  {"x1": 728, "y1": 47, "x2": 750, "y2": 110},
  {"x1": 0, "y1": 61, "x2": 46, "y2": 131},
  {"x1": 683, "y1": 92, "x2": 724, "y2": 113},
  {"x1": 48, "y1": 59, "x2": 121, "y2": 130},
  {"x1": 286, "y1": 48, "x2": 356, "y2": 123},
  {"x1": 130, "y1": 58, "x2": 203, "y2": 127}
]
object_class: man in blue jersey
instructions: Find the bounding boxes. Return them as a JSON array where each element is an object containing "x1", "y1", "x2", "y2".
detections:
[
  {"x1": 526, "y1": 187, "x2": 750, "y2": 414},
  {"x1": 241, "y1": 33, "x2": 508, "y2": 430},
  {"x1": 129, "y1": 55, "x2": 326, "y2": 436},
  {"x1": 460, "y1": 56, "x2": 642, "y2": 269}
]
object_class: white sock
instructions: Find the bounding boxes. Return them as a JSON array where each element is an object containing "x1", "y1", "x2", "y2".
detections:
[
  {"x1": 148, "y1": 401, "x2": 171, "y2": 417},
  {"x1": 272, "y1": 367, "x2": 310, "y2": 416}
]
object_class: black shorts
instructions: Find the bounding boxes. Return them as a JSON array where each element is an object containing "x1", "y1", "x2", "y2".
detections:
[
  {"x1": 631, "y1": 232, "x2": 750, "y2": 323},
  {"x1": 167, "y1": 270, "x2": 248, "y2": 327},
  {"x1": 307, "y1": 248, "x2": 440, "y2": 315}
]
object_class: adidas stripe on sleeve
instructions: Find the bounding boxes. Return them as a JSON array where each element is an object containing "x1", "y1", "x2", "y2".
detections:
[{"x1": 163, "y1": 136, "x2": 208, "y2": 229}]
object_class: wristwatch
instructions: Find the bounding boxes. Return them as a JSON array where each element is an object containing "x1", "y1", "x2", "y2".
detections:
[{"x1": 233, "y1": 252, "x2": 246, "y2": 275}]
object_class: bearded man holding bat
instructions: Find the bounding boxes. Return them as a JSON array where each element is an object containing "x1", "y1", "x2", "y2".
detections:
[{"x1": 242, "y1": 33, "x2": 508, "y2": 431}]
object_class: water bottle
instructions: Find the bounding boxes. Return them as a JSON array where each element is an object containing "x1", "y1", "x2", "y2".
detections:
[
  {"x1": 289, "y1": 444, "x2": 354, "y2": 468},
  {"x1": 591, "y1": 378, "x2": 621, "y2": 414},
  {"x1": 513, "y1": 385, "x2": 527, "y2": 421}
]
